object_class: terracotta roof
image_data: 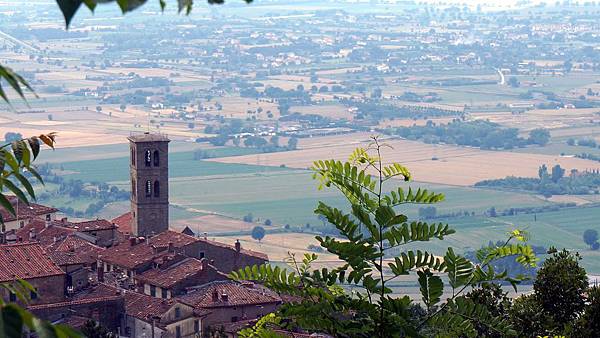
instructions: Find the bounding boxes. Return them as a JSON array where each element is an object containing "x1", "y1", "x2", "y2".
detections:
[
  {"x1": 48, "y1": 235, "x2": 104, "y2": 266},
  {"x1": 135, "y1": 258, "x2": 208, "y2": 289},
  {"x1": 99, "y1": 230, "x2": 199, "y2": 269},
  {"x1": 15, "y1": 218, "x2": 79, "y2": 247},
  {"x1": 201, "y1": 237, "x2": 269, "y2": 261},
  {"x1": 124, "y1": 291, "x2": 176, "y2": 322},
  {"x1": 178, "y1": 281, "x2": 281, "y2": 308},
  {"x1": 28, "y1": 295, "x2": 122, "y2": 310},
  {"x1": 0, "y1": 243, "x2": 65, "y2": 282},
  {"x1": 67, "y1": 219, "x2": 116, "y2": 232},
  {"x1": 150, "y1": 230, "x2": 199, "y2": 248},
  {"x1": 112, "y1": 212, "x2": 132, "y2": 234},
  {"x1": 0, "y1": 196, "x2": 58, "y2": 222}
]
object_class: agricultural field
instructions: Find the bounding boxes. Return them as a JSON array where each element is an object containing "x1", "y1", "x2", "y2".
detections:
[{"x1": 208, "y1": 137, "x2": 600, "y2": 186}]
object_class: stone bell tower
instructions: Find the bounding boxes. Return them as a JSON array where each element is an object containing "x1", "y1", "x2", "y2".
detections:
[{"x1": 128, "y1": 133, "x2": 170, "y2": 237}]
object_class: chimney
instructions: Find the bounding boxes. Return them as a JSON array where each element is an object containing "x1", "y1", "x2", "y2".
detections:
[
  {"x1": 221, "y1": 293, "x2": 229, "y2": 302},
  {"x1": 45, "y1": 219, "x2": 52, "y2": 228},
  {"x1": 29, "y1": 229, "x2": 36, "y2": 241},
  {"x1": 200, "y1": 258, "x2": 208, "y2": 270},
  {"x1": 203, "y1": 232, "x2": 208, "y2": 240},
  {"x1": 168, "y1": 241, "x2": 174, "y2": 253},
  {"x1": 138, "y1": 237, "x2": 145, "y2": 244},
  {"x1": 129, "y1": 237, "x2": 136, "y2": 246},
  {"x1": 211, "y1": 289, "x2": 219, "y2": 302},
  {"x1": 235, "y1": 239, "x2": 241, "y2": 253},
  {"x1": 61, "y1": 217, "x2": 68, "y2": 224},
  {"x1": 97, "y1": 267, "x2": 104, "y2": 283},
  {"x1": 151, "y1": 245, "x2": 158, "y2": 255}
]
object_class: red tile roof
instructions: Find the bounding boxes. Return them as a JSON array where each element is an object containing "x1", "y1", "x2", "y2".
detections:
[
  {"x1": 201, "y1": 237, "x2": 268, "y2": 261},
  {"x1": 0, "y1": 196, "x2": 58, "y2": 222},
  {"x1": 99, "y1": 230, "x2": 200, "y2": 269},
  {"x1": 67, "y1": 219, "x2": 116, "y2": 232},
  {"x1": 178, "y1": 281, "x2": 281, "y2": 309},
  {"x1": 124, "y1": 291, "x2": 177, "y2": 323},
  {"x1": 0, "y1": 243, "x2": 65, "y2": 282},
  {"x1": 15, "y1": 218, "x2": 78, "y2": 247},
  {"x1": 135, "y1": 258, "x2": 208, "y2": 289},
  {"x1": 48, "y1": 235, "x2": 104, "y2": 266},
  {"x1": 112, "y1": 212, "x2": 132, "y2": 235}
]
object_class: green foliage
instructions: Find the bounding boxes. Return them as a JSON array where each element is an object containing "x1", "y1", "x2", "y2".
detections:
[
  {"x1": 251, "y1": 226, "x2": 266, "y2": 242},
  {"x1": 230, "y1": 137, "x2": 537, "y2": 337},
  {"x1": 508, "y1": 249, "x2": 596, "y2": 337},
  {"x1": 81, "y1": 320, "x2": 116, "y2": 338},
  {"x1": 533, "y1": 249, "x2": 588, "y2": 328},
  {"x1": 0, "y1": 65, "x2": 35, "y2": 105},
  {"x1": 583, "y1": 229, "x2": 599, "y2": 249}
]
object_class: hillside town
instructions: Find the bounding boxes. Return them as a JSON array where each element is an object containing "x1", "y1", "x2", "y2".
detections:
[{"x1": 0, "y1": 133, "x2": 281, "y2": 338}]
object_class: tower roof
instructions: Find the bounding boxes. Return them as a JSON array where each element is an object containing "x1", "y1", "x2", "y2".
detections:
[{"x1": 128, "y1": 132, "x2": 170, "y2": 143}]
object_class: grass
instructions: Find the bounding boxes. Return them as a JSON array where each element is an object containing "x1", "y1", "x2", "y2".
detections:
[{"x1": 56, "y1": 150, "x2": 284, "y2": 182}]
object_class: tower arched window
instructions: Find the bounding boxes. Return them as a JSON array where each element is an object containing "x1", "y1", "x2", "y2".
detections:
[
  {"x1": 154, "y1": 181, "x2": 160, "y2": 197},
  {"x1": 145, "y1": 180, "x2": 152, "y2": 197},
  {"x1": 145, "y1": 150, "x2": 151, "y2": 167},
  {"x1": 131, "y1": 149, "x2": 135, "y2": 166},
  {"x1": 153, "y1": 150, "x2": 160, "y2": 167}
]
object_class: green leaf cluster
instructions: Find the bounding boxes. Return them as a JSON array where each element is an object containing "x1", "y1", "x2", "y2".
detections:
[{"x1": 229, "y1": 136, "x2": 538, "y2": 337}]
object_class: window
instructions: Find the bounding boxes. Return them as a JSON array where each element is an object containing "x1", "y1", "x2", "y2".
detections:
[
  {"x1": 132, "y1": 179, "x2": 136, "y2": 198},
  {"x1": 45, "y1": 214, "x2": 51, "y2": 221},
  {"x1": 131, "y1": 149, "x2": 135, "y2": 166},
  {"x1": 161, "y1": 288, "x2": 167, "y2": 299},
  {"x1": 19, "y1": 221, "x2": 24, "y2": 228},
  {"x1": 145, "y1": 150, "x2": 151, "y2": 167},
  {"x1": 175, "y1": 326, "x2": 181, "y2": 338},
  {"x1": 194, "y1": 320, "x2": 199, "y2": 333},
  {"x1": 153, "y1": 181, "x2": 160, "y2": 198},
  {"x1": 30, "y1": 290, "x2": 37, "y2": 300},
  {"x1": 145, "y1": 180, "x2": 152, "y2": 197},
  {"x1": 153, "y1": 150, "x2": 159, "y2": 166},
  {"x1": 9, "y1": 292, "x2": 16, "y2": 302},
  {"x1": 199, "y1": 251, "x2": 205, "y2": 259},
  {"x1": 174, "y1": 307, "x2": 181, "y2": 318},
  {"x1": 231, "y1": 316, "x2": 238, "y2": 322},
  {"x1": 150, "y1": 285, "x2": 156, "y2": 297}
]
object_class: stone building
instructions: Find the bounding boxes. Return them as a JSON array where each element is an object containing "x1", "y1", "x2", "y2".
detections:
[
  {"x1": 128, "y1": 133, "x2": 170, "y2": 237},
  {"x1": 0, "y1": 242, "x2": 66, "y2": 305}
]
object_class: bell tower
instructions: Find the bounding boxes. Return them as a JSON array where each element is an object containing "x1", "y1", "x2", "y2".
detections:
[{"x1": 128, "y1": 133, "x2": 170, "y2": 237}]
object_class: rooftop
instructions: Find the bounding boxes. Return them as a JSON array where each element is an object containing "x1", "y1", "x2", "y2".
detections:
[
  {"x1": 0, "y1": 196, "x2": 58, "y2": 222},
  {"x1": 111, "y1": 212, "x2": 132, "y2": 235},
  {"x1": 128, "y1": 132, "x2": 170, "y2": 143},
  {"x1": 134, "y1": 258, "x2": 216, "y2": 289},
  {"x1": 178, "y1": 280, "x2": 281, "y2": 309},
  {"x1": 0, "y1": 242, "x2": 65, "y2": 282}
]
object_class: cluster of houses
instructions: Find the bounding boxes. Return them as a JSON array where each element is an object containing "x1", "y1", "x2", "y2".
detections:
[{"x1": 0, "y1": 134, "x2": 297, "y2": 338}]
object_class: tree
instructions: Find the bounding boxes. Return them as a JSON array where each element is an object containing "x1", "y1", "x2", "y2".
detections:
[
  {"x1": 5, "y1": 132, "x2": 23, "y2": 142},
  {"x1": 251, "y1": 226, "x2": 266, "y2": 242},
  {"x1": 533, "y1": 249, "x2": 588, "y2": 330},
  {"x1": 264, "y1": 219, "x2": 272, "y2": 226},
  {"x1": 507, "y1": 76, "x2": 520, "y2": 88},
  {"x1": 81, "y1": 320, "x2": 116, "y2": 338},
  {"x1": 243, "y1": 213, "x2": 253, "y2": 223},
  {"x1": 551, "y1": 164, "x2": 565, "y2": 183},
  {"x1": 577, "y1": 286, "x2": 600, "y2": 336},
  {"x1": 528, "y1": 128, "x2": 550, "y2": 146},
  {"x1": 287, "y1": 137, "x2": 298, "y2": 150},
  {"x1": 583, "y1": 229, "x2": 599, "y2": 249},
  {"x1": 538, "y1": 164, "x2": 549, "y2": 180},
  {"x1": 231, "y1": 137, "x2": 537, "y2": 337},
  {"x1": 119, "y1": 104, "x2": 126, "y2": 112},
  {"x1": 464, "y1": 283, "x2": 512, "y2": 338},
  {"x1": 96, "y1": 105, "x2": 102, "y2": 113}
]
